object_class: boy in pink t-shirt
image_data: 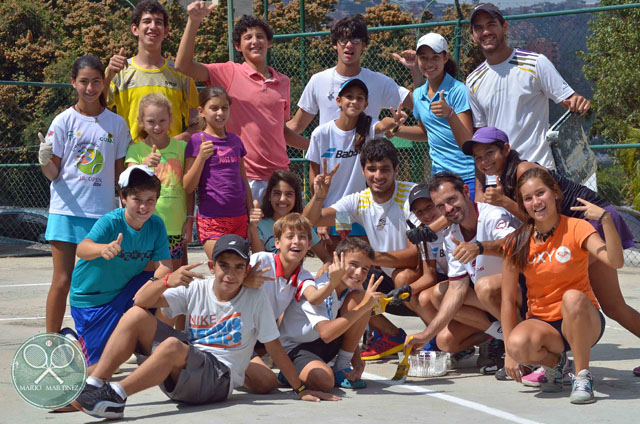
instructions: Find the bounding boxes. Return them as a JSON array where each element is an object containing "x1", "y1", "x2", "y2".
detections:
[{"x1": 176, "y1": 2, "x2": 309, "y2": 202}]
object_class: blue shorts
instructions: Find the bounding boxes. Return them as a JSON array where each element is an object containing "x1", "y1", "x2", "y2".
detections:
[
  {"x1": 328, "y1": 222, "x2": 367, "y2": 237},
  {"x1": 70, "y1": 271, "x2": 154, "y2": 365},
  {"x1": 45, "y1": 213, "x2": 98, "y2": 244}
]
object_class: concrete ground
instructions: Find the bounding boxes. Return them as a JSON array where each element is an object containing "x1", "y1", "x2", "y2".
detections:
[{"x1": 1, "y1": 248, "x2": 639, "y2": 423}]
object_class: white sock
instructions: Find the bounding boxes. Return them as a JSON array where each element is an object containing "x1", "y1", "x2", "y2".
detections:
[
  {"x1": 332, "y1": 349, "x2": 354, "y2": 372},
  {"x1": 86, "y1": 376, "x2": 104, "y2": 388},
  {"x1": 110, "y1": 382, "x2": 127, "y2": 400},
  {"x1": 485, "y1": 321, "x2": 504, "y2": 340}
]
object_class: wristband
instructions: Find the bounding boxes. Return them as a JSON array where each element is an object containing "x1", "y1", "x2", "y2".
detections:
[
  {"x1": 186, "y1": 215, "x2": 195, "y2": 219},
  {"x1": 598, "y1": 211, "x2": 609, "y2": 223},
  {"x1": 293, "y1": 384, "x2": 306, "y2": 395},
  {"x1": 391, "y1": 125, "x2": 400, "y2": 134},
  {"x1": 448, "y1": 107, "x2": 454, "y2": 118},
  {"x1": 475, "y1": 240, "x2": 484, "y2": 255},
  {"x1": 163, "y1": 273, "x2": 171, "y2": 288}
]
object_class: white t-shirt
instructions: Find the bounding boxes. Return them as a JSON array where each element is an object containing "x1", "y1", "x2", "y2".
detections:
[
  {"x1": 446, "y1": 203, "x2": 519, "y2": 283},
  {"x1": 45, "y1": 107, "x2": 130, "y2": 218},
  {"x1": 305, "y1": 120, "x2": 377, "y2": 206},
  {"x1": 162, "y1": 278, "x2": 280, "y2": 396},
  {"x1": 331, "y1": 181, "x2": 417, "y2": 275},
  {"x1": 297, "y1": 67, "x2": 410, "y2": 125},
  {"x1": 417, "y1": 229, "x2": 448, "y2": 275},
  {"x1": 279, "y1": 274, "x2": 350, "y2": 353},
  {"x1": 250, "y1": 251, "x2": 316, "y2": 319},
  {"x1": 466, "y1": 49, "x2": 574, "y2": 169}
]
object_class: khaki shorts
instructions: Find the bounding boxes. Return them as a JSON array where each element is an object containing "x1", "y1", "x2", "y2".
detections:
[{"x1": 137, "y1": 320, "x2": 231, "y2": 405}]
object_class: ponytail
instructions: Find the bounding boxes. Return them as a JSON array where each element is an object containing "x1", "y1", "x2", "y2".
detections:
[
  {"x1": 500, "y1": 149, "x2": 522, "y2": 200},
  {"x1": 354, "y1": 112, "x2": 372, "y2": 152},
  {"x1": 444, "y1": 57, "x2": 458, "y2": 78},
  {"x1": 503, "y1": 219, "x2": 535, "y2": 271}
]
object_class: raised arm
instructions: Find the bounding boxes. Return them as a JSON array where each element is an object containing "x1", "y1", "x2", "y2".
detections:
[
  {"x1": 175, "y1": 2, "x2": 217, "y2": 82},
  {"x1": 302, "y1": 158, "x2": 340, "y2": 227},
  {"x1": 572, "y1": 199, "x2": 624, "y2": 269}
]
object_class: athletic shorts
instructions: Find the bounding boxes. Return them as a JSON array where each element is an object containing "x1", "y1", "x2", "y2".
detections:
[
  {"x1": 531, "y1": 310, "x2": 605, "y2": 353},
  {"x1": 587, "y1": 205, "x2": 635, "y2": 249},
  {"x1": 168, "y1": 235, "x2": 184, "y2": 260},
  {"x1": 364, "y1": 268, "x2": 416, "y2": 317},
  {"x1": 70, "y1": 271, "x2": 153, "y2": 365},
  {"x1": 287, "y1": 336, "x2": 344, "y2": 374},
  {"x1": 137, "y1": 320, "x2": 231, "y2": 405},
  {"x1": 328, "y1": 222, "x2": 367, "y2": 237},
  {"x1": 463, "y1": 177, "x2": 476, "y2": 202},
  {"x1": 45, "y1": 213, "x2": 98, "y2": 244},
  {"x1": 196, "y1": 214, "x2": 248, "y2": 244}
]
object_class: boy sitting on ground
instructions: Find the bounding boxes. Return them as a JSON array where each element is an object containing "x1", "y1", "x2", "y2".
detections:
[
  {"x1": 73, "y1": 234, "x2": 338, "y2": 420},
  {"x1": 278, "y1": 238, "x2": 384, "y2": 390}
]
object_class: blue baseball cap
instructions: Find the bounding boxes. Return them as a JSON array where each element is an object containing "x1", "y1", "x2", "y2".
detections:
[{"x1": 338, "y1": 78, "x2": 369, "y2": 97}]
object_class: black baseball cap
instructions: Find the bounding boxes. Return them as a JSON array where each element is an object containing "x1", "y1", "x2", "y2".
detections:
[
  {"x1": 211, "y1": 234, "x2": 250, "y2": 263},
  {"x1": 470, "y1": 3, "x2": 505, "y2": 25},
  {"x1": 338, "y1": 78, "x2": 369, "y2": 98},
  {"x1": 408, "y1": 183, "x2": 431, "y2": 210}
]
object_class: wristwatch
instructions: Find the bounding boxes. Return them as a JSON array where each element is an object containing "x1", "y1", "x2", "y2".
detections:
[
  {"x1": 149, "y1": 277, "x2": 159, "y2": 282},
  {"x1": 293, "y1": 384, "x2": 306, "y2": 395},
  {"x1": 475, "y1": 240, "x2": 484, "y2": 255}
]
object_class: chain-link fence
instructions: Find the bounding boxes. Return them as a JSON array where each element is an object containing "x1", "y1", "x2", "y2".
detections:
[{"x1": 1, "y1": 2, "x2": 640, "y2": 263}]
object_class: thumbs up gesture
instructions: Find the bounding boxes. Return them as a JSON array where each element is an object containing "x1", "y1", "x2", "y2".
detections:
[
  {"x1": 106, "y1": 47, "x2": 128, "y2": 79},
  {"x1": 249, "y1": 199, "x2": 263, "y2": 227},
  {"x1": 431, "y1": 89, "x2": 453, "y2": 118},
  {"x1": 451, "y1": 234, "x2": 481, "y2": 264},
  {"x1": 405, "y1": 219, "x2": 438, "y2": 244},
  {"x1": 483, "y1": 177, "x2": 505, "y2": 208},
  {"x1": 38, "y1": 131, "x2": 53, "y2": 165},
  {"x1": 101, "y1": 233, "x2": 123, "y2": 260},
  {"x1": 143, "y1": 145, "x2": 162, "y2": 168},
  {"x1": 198, "y1": 133, "x2": 215, "y2": 160}
]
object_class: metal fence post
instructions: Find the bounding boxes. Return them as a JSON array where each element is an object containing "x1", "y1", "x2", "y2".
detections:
[
  {"x1": 454, "y1": 0, "x2": 462, "y2": 78},
  {"x1": 227, "y1": 0, "x2": 235, "y2": 61}
]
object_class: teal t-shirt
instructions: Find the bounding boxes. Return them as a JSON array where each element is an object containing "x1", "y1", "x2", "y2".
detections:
[{"x1": 70, "y1": 208, "x2": 171, "y2": 308}]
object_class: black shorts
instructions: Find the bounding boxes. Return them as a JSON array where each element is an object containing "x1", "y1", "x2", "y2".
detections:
[
  {"x1": 531, "y1": 310, "x2": 606, "y2": 353},
  {"x1": 287, "y1": 336, "x2": 344, "y2": 374}
]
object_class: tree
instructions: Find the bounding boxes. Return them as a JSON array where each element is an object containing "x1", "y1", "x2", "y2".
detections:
[{"x1": 581, "y1": 0, "x2": 640, "y2": 208}]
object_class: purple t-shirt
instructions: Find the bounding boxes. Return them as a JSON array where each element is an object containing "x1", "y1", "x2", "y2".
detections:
[{"x1": 186, "y1": 131, "x2": 247, "y2": 218}]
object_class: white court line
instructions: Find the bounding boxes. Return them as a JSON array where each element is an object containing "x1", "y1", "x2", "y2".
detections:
[
  {"x1": 362, "y1": 372, "x2": 543, "y2": 424},
  {"x1": 605, "y1": 324, "x2": 626, "y2": 332},
  {"x1": 0, "y1": 283, "x2": 50, "y2": 288},
  {"x1": 0, "y1": 315, "x2": 70, "y2": 322}
]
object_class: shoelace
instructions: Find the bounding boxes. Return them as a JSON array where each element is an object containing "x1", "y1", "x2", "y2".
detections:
[{"x1": 570, "y1": 373, "x2": 592, "y2": 392}]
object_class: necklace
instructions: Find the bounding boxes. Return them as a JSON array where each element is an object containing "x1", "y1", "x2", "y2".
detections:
[{"x1": 534, "y1": 218, "x2": 560, "y2": 242}]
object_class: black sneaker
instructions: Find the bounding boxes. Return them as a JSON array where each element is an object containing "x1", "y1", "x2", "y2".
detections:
[
  {"x1": 480, "y1": 339, "x2": 505, "y2": 375},
  {"x1": 73, "y1": 382, "x2": 126, "y2": 419}
]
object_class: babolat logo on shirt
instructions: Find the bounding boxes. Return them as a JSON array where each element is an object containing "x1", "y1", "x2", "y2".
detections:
[{"x1": 321, "y1": 148, "x2": 358, "y2": 159}]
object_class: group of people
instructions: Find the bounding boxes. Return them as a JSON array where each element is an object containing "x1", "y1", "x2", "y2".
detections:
[{"x1": 35, "y1": 0, "x2": 638, "y2": 419}]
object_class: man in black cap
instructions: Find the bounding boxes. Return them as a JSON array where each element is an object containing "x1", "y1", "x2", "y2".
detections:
[{"x1": 465, "y1": 3, "x2": 591, "y2": 170}]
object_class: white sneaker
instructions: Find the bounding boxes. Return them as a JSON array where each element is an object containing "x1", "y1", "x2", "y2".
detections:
[{"x1": 570, "y1": 369, "x2": 596, "y2": 404}]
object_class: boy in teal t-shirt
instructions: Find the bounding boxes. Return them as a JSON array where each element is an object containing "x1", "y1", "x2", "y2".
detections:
[{"x1": 70, "y1": 165, "x2": 173, "y2": 366}]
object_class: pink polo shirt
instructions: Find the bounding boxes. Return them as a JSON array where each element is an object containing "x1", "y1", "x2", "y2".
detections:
[{"x1": 204, "y1": 61, "x2": 290, "y2": 181}]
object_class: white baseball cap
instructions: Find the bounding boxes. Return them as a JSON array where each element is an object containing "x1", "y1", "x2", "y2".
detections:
[
  {"x1": 416, "y1": 33, "x2": 448, "y2": 54},
  {"x1": 118, "y1": 165, "x2": 155, "y2": 188}
]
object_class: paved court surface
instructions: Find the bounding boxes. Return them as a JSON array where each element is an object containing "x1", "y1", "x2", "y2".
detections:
[{"x1": 1, "y1": 249, "x2": 639, "y2": 423}]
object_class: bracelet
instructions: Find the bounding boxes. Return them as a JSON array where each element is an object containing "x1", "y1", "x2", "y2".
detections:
[
  {"x1": 475, "y1": 240, "x2": 484, "y2": 255},
  {"x1": 598, "y1": 211, "x2": 610, "y2": 223},
  {"x1": 391, "y1": 125, "x2": 400, "y2": 134},
  {"x1": 163, "y1": 273, "x2": 171, "y2": 288},
  {"x1": 448, "y1": 107, "x2": 454, "y2": 118},
  {"x1": 293, "y1": 384, "x2": 306, "y2": 395},
  {"x1": 186, "y1": 215, "x2": 195, "y2": 219}
]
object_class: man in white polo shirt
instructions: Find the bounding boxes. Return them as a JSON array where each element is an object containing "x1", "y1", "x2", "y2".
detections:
[
  {"x1": 465, "y1": 3, "x2": 590, "y2": 169},
  {"x1": 405, "y1": 171, "x2": 520, "y2": 375}
]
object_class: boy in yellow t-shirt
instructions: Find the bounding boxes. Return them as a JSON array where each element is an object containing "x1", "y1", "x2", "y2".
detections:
[{"x1": 104, "y1": 0, "x2": 199, "y2": 143}]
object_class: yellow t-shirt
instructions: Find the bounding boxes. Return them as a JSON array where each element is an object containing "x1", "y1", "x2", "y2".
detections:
[
  {"x1": 109, "y1": 58, "x2": 199, "y2": 142},
  {"x1": 125, "y1": 138, "x2": 187, "y2": 235}
]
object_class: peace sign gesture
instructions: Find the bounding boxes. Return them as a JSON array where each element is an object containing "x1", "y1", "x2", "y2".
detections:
[
  {"x1": 570, "y1": 197, "x2": 606, "y2": 221},
  {"x1": 313, "y1": 158, "x2": 340, "y2": 200},
  {"x1": 389, "y1": 103, "x2": 407, "y2": 127}
]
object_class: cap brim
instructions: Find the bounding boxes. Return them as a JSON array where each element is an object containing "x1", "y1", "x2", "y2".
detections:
[
  {"x1": 213, "y1": 247, "x2": 249, "y2": 262},
  {"x1": 461, "y1": 140, "x2": 476, "y2": 156}
]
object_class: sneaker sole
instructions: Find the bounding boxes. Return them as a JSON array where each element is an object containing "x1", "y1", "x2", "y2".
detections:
[
  {"x1": 361, "y1": 343, "x2": 404, "y2": 361},
  {"x1": 522, "y1": 379, "x2": 542, "y2": 388},
  {"x1": 72, "y1": 400, "x2": 124, "y2": 419},
  {"x1": 570, "y1": 395, "x2": 596, "y2": 404}
]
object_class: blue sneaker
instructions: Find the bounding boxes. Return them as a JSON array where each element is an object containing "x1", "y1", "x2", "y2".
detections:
[
  {"x1": 334, "y1": 368, "x2": 366, "y2": 389},
  {"x1": 423, "y1": 336, "x2": 440, "y2": 352},
  {"x1": 277, "y1": 371, "x2": 290, "y2": 387},
  {"x1": 361, "y1": 328, "x2": 407, "y2": 361}
]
